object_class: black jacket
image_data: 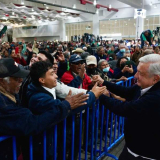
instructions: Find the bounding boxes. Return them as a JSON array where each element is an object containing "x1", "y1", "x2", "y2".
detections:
[{"x1": 100, "y1": 81, "x2": 160, "y2": 159}]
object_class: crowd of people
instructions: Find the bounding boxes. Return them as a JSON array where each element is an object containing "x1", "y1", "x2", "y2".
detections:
[{"x1": 0, "y1": 31, "x2": 160, "y2": 160}]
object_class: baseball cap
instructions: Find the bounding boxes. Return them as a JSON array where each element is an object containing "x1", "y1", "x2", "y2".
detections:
[
  {"x1": 69, "y1": 54, "x2": 83, "y2": 63},
  {"x1": 72, "y1": 48, "x2": 84, "y2": 53},
  {"x1": 86, "y1": 55, "x2": 97, "y2": 66},
  {"x1": 0, "y1": 58, "x2": 30, "y2": 78}
]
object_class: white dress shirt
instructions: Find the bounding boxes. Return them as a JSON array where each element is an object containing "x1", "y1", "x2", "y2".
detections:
[{"x1": 42, "y1": 86, "x2": 56, "y2": 99}]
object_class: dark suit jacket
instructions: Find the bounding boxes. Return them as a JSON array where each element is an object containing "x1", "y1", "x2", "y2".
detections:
[{"x1": 100, "y1": 81, "x2": 160, "y2": 159}]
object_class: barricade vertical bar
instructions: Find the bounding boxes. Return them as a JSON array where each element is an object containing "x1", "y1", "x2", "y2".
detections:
[
  {"x1": 113, "y1": 115, "x2": 117, "y2": 142},
  {"x1": 71, "y1": 116, "x2": 75, "y2": 160},
  {"x1": 29, "y1": 136, "x2": 33, "y2": 160},
  {"x1": 122, "y1": 117, "x2": 124, "y2": 135},
  {"x1": 43, "y1": 131, "x2": 47, "y2": 160},
  {"x1": 85, "y1": 108, "x2": 89, "y2": 160},
  {"x1": 118, "y1": 116, "x2": 121, "y2": 138},
  {"x1": 109, "y1": 113, "x2": 113, "y2": 146},
  {"x1": 53, "y1": 125, "x2": 57, "y2": 160},
  {"x1": 63, "y1": 119, "x2": 66, "y2": 160},
  {"x1": 79, "y1": 112, "x2": 83, "y2": 160},
  {"x1": 99, "y1": 105, "x2": 104, "y2": 155},
  {"x1": 90, "y1": 103, "x2": 96, "y2": 159},
  {"x1": 94, "y1": 101, "x2": 99, "y2": 156},
  {"x1": 104, "y1": 109, "x2": 109, "y2": 152},
  {"x1": 12, "y1": 137, "x2": 17, "y2": 160}
]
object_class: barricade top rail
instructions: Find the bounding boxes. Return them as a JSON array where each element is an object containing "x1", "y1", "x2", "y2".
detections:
[{"x1": 116, "y1": 76, "x2": 134, "y2": 85}]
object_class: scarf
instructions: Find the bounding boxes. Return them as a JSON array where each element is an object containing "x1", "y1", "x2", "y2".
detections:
[{"x1": 0, "y1": 86, "x2": 16, "y2": 103}]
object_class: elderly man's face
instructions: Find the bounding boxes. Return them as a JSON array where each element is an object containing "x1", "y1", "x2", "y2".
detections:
[
  {"x1": 1, "y1": 77, "x2": 23, "y2": 95},
  {"x1": 134, "y1": 62, "x2": 157, "y2": 89},
  {"x1": 70, "y1": 61, "x2": 83, "y2": 74}
]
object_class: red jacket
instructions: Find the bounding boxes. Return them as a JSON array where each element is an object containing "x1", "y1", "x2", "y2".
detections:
[{"x1": 61, "y1": 70, "x2": 92, "y2": 90}]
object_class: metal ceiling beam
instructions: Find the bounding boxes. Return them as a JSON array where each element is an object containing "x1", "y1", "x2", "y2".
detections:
[{"x1": 26, "y1": 0, "x2": 96, "y2": 14}]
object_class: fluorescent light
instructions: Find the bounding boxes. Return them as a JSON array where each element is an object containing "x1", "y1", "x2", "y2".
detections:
[
  {"x1": 96, "y1": 9, "x2": 99, "y2": 14},
  {"x1": 150, "y1": 2, "x2": 152, "y2": 6},
  {"x1": 73, "y1": 4, "x2": 76, "y2": 8},
  {"x1": 21, "y1": 0, "x2": 24, "y2": 5},
  {"x1": 154, "y1": 5, "x2": 157, "y2": 8},
  {"x1": 93, "y1": 0, "x2": 97, "y2": 6},
  {"x1": 109, "y1": 4, "x2": 111, "y2": 8}
]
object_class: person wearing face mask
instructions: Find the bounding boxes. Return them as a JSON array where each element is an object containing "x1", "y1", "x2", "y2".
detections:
[
  {"x1": 116, "y1": 44, "x2": 127, "y2": 59},
  {"x1": 98, "y1": 59, "x2": 114, "y2": 78},
  {"x1": 98, "y1": 59, "x2": 128, "y2": 82},
  {"x1": 124, "y1": 51, "x2": 131, "y2": 61}
]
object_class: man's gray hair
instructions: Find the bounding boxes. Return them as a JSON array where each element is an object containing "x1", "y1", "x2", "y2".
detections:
[
  {"x1": 139, "y1": 54, "x2": 160, "y2": 76},
  {"x1": 98, "y1": 59, "x2": 108, "y2": 68}
]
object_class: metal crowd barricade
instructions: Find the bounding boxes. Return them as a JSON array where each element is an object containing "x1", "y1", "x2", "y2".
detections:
[{"x1": 0, "y1": 76, "x2": 134, "y2": 160}]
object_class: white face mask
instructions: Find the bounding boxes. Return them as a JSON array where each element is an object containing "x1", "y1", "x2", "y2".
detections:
[
  {"x1": 103, "y1": 67, "x2": 110, "y2": 73},
  {"x1": 127, "y1": 57, "x2": 130, "y2": 61}
]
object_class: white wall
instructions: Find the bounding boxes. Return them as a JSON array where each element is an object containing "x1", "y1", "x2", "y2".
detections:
[
  {"x1": 13, "y1": 20, "x2": 64, "y2": 41},
  {"x1": 16, "y1": 36, "x2": 60, "y2": 42}
]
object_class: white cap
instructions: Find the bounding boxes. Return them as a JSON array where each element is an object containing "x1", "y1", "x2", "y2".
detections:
[{"x1": 86, "y1": 55, "x2": 97, "y2": 66}]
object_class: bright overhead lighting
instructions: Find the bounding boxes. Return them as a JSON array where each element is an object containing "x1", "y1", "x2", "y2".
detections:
[
  {"x1": 93, "y1": 0, "x2": 97, "y2": 6},
  {"x1": 12, "y1": 12, "x2": 15, "y2": 15},
  {"x1": 154, "y1": 5, "x2": 157, "y2": 8},
  {"x1": 73, "y1": 4, "x2": 76, "y2": 8},
  {"x1": 46, "y1": 6, "x2": 49, "y2": 9},
  {"x1": 150, "y1": 2, "x2": 152, "y2": 6},
  {"x1": 109, "y1": 4, "x2": 111, "y2": 9},
  {"x1": 21, "y1": 0, "x2": 24, "y2": 5}
]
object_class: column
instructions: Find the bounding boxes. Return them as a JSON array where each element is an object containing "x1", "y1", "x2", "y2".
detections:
[
  {"x1": 136, "y1": 16, "x2": 144, "y2": 39},
  {"x1": 92, "y1": 14, "x2": 99, "y2": 36},
  {"x1": 59, "y1": 20, "x2": 66, "y2": 41}
]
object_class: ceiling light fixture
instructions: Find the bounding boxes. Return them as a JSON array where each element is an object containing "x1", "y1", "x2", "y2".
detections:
[
  {"x1": 96, "y1": 9, "x2": 99, "y2": 14},
  {"x1": 154, "y1": 5, "x2": 157, "y2": 8},
  {"x1": 73, "y1": 4, "x2": 76, "y2": 8},
  {"x1": 93, "y1": 0, "x2": 97, "y2": 6},
  {"x1": 21, "y1": 0, "x2": 24, "y2": 5}
]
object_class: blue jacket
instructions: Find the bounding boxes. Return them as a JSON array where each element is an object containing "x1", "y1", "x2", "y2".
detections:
[
  {"x1": 94, "y1": 53, "x2": 107, "y2": 63},
  {"x1": 26, "y1": 83, "x2": 96, "y2": 159},
  {"x1": 27, "y1": 83, "x2": 96, "y2": 116},
  {"x1": 116, "y1": 51, "x2": 124, "y2": 59},
  {"x1": 0, "y1": 91, "x2": 70, "y2": 159},
  {"x1": 100, "y1": 81, "x2": 160, "y2": 159}
]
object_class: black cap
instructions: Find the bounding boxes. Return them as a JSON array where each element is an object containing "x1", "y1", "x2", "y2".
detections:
[{"x1": 0, "y1": 58, "x2": 30, "y2": 78}]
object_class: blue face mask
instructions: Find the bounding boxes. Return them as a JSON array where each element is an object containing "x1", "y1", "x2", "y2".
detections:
[
  {"x1": 120, "y1": 49, "x2": 126, "y2": 53},
  {"x1": 127, "y1": 57, "x2": 130, "y2": 61},
  {"x1": 103, "y1": 67, "x2": 110, "y2": 73}
]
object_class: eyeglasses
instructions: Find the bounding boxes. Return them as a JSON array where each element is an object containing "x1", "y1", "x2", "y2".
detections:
[{"x1": 71, "y1": 61, "x2": 84, "y2": 65}]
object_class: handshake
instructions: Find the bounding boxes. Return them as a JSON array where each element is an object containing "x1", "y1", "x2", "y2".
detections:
[{"x1": 65, "y1": 80, "x2": 107, "y2": 110}]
